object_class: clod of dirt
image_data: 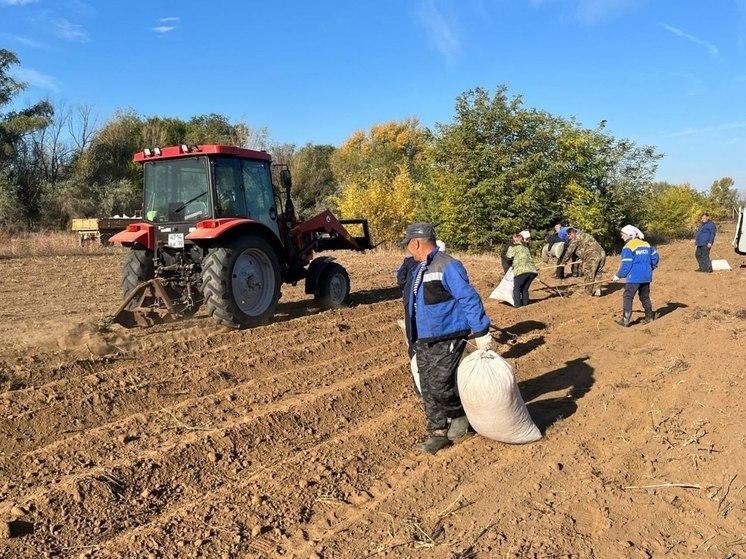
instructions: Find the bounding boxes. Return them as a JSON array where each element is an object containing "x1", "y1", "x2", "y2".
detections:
[
  {"x1": 10, "y1": 505, "x2": 26, "y2": 518},
  {"x1": 57, "y1": 322, "x2": 131, "y2": 356},
  {"x1": 1, "y1": 521, "x2": 10, "y2": 540}
]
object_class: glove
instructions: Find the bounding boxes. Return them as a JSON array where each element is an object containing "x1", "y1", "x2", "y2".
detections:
[
  {"x1": 611, "y1": 275, "x2": 620, "y2": 281},
  {"x1": 475, "y1": 333, "x2": 494, "y2": 351}
]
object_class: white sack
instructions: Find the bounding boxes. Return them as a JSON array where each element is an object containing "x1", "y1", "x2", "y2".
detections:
[
  {"x1": 410, "y1": 354, "x2": 421, "y2": 394},
  {"x1": 711, "y1": 259, "x2": 732, "y2": 271},
  {"x1": 541, "y1": 243, "x2": 551, "y2": 263},
  {"x1": 489, "y1": 267, "x2": 515, "y2": 306},
  {"x1": 457, "y1": 349, "x2": 542, "y2": 444},
  {"x1": 541, "y1": 242, "x2": 565, "y2": 263},
  {"x1": 550, "y1": 242, "x2": 565, "y2": 259}
]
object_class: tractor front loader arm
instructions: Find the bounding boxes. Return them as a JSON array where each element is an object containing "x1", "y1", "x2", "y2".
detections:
[{"x1": 291, "y1": 210, "x2": 373, "y2": 254}]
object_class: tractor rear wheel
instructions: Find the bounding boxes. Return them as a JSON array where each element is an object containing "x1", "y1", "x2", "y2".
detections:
[
  {"x1": 315, "y1": 262, "x2": 351, "y2": 310},
  {"x1": 121, "y1": 249, "x2": 154, "y2": 310},
  {"x1": 201, "y1": 234, "x2": 281, "y2": 329}
]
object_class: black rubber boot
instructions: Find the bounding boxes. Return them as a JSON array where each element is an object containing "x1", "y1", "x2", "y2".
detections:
[
  {"x1": 642, "y1": 309, "x2": 656, "y2": 324},
  {"x1": 418, "y1": 429, "x2": 452, "y2": 454},
  {"x1": 555, "y1": 266, "x2": 565, "y2": 280},
  {"x1": 447, "y1": 416, "x2": 474, "y2": 442},
  {"x1": 615, "y1": 310, "x2": 632, "y2": 327}
]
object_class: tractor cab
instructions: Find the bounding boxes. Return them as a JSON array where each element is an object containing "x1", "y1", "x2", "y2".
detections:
[{"x1": 139, "y1": 146, "x2": 282, "y2": 251}]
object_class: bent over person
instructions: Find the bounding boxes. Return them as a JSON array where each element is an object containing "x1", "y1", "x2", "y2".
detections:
[
  {"x1": 401, "y1": 222, "x2": 493, "y2": 455},
  {"x1": 612, "y1": 225, "x2": 659, "y2": 326},
  {"x1": 559, "y1": 228, "x2": 606, "y2": 296}
]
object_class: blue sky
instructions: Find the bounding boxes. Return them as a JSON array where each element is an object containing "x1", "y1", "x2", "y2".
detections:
[{"x1": 2, "y1": 0, "x2": 745, "y2": 190}]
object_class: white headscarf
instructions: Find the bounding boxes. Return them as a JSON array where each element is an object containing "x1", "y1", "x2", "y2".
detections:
[
  {"x1": 621, "y1": 224, "x2": 644, "y2": 239},
  {"x1": 519, "y1": 230, "x2": 531, "y2": 240}
]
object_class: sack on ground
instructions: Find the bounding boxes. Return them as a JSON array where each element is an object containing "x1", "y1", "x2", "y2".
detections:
[
  {"x1": 711, "y1": 259, "x2": 732, "y2": 271},
  {"x1": 457, "y1": 349, "x2": 542, "y2": 444},
  {"x1": 489, "y1": 267, "x2": 515, "y2": 306}
]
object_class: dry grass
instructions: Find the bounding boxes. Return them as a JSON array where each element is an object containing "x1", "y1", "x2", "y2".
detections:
[{"x1": 0, "y1": 231, "x2": 121, "y2": 259}]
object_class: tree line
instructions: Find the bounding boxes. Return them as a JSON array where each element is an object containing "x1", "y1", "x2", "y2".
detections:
[{"x1": 1, "y1": 49, "x2": 740, "y2": 251}]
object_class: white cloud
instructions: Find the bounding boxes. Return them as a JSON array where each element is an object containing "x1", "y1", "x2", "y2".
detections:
[
  {"x1": 531, "y1": 0, "x2": 638, "y2": 25},
  {"x1": 575, "y1": 0, "x2": 637, "y2": 25},
  {"x1": 415, "y1": 0, "x2": 461, "y2": 64},
  {"x1": 152, "y1": 26, "x2": 176, "y2": 34},
  {"x1": 159, "y1": 16, "x2": 180, "y2": 23},
  {"x1": 667, "y1": 121, "x2": 746, "y2": 138},
  {"x1": 13, "y1": 68, "x2": 61, "y2": 92},
  {"x1": 661, "y1": 23, "x2": 718, "y2": 55},
  {"x1": 0, "y1": 0, "x2": 38, "y2": 5},
  {"x1": 52, "y1": 18, "x2": 90, "y2": 42}
]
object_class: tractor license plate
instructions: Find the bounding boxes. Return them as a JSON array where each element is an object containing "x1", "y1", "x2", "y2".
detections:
[{"x1": 168, "y1": 233, "x2": 184, "y2": 248}]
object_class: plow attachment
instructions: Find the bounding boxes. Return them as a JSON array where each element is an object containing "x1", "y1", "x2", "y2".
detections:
[{"x1": 110, "y1": 279, "x2": 182, "y2": 328}]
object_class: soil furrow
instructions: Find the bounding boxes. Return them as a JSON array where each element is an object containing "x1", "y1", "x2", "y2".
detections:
[
  {"x1": 0, "y1": 361, "x2": 408, "y2": 558},
  {"x1": 0, "y1": 344, "x2": 402, "y2": 499},
  {"x1": 0, "y1": 321, "x2": 401, "y2": 454},
  {"x1": 0, "y1": 301, "x2": 399, "y2": 393}
]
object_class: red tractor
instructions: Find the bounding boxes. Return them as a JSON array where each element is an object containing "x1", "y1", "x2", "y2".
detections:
[{"x1": 110, "y1": 144, "x2": 372, "y2": 329}]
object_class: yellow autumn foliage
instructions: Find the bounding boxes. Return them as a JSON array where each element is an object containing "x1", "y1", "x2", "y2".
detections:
[{"x1": 335, "y1": 166, "x2": 421, "y2": 245}]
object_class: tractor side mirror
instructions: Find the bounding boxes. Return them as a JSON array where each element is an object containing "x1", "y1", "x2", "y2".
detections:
[{"x1": 280, "y1": 169, "x2": 292, "y2": 192}]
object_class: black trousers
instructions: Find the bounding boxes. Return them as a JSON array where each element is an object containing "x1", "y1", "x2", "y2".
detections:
[
  {"x1": 695, "y1": 245, "x2": 712, "y2": 272},
  {"x1": 513, "y1": 272, "x2": 537, "y2": 307},
  {"x1": 414, "y1": 338, "x2": 466, "y2": 432},
  {"x1": 622, "y1": 283, "x2": 652, "y2": 313}
]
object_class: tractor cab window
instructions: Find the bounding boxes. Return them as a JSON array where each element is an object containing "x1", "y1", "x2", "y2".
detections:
[
  {"x1": 143, "y1": 157, "x2": 212, "y2": 222},
  {"x1": 242, "y1": 159, "x2": 279, "y2": 236},
  {"x1": 213, "y1": 158, "x2": 247, "y2": 218}
]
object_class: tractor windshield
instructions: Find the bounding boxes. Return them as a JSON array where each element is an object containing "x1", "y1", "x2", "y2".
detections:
[{"x1": 143, "y1": 157, "x2": 212, "y2": 223}]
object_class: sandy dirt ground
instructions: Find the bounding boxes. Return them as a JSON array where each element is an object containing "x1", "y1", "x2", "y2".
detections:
[{"x1": 0, "y1": 227, "x2": 744, "y2": 559}]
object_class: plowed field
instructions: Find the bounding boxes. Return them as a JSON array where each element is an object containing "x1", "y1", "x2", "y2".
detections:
[{"x1": 1, "y1": 232, "x2": 744, "y2": 559}]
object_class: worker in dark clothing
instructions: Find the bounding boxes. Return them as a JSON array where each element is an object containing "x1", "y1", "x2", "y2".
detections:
[
  {"x1": 694, "y1": 213, "x2": 716, "y2": 273},
  {"x1": 555, "y1": 224, "x2": 580, "y2": 277},
  {"x1": 500, "y1": 236, "x2": 518, "y2": 273},
  {"x1": 401, "y1": 222, "x2": 493, "y2": 455},
  {"x1": 543, "y1": 226, "x2": 566, "y2": 279},
  {"x1": 396, "y1": 256, "x2": 418, "y2": 359}
]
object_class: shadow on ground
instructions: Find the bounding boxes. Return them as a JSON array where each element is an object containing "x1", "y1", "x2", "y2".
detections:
[
  {"x1": 272, "y1": 286, "x2": 401, "y2": 323},
  {"x1": 521, "y1": 356, "x2": 595, "y2": 432},
  {"x1": 656, "y1": 301, "x2": 689, "y2": 319}
]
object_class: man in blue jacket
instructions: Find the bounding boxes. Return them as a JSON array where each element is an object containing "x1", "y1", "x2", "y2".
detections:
[
  {"x1": 695, "y1": 213, "x2": 716, "y2": 273},
  {"x1": 611, "y1": 225, "x2": 660, "y2": 327},
  {"x1": 401, "y1": 222, "x2": 493, "y2": 454}
]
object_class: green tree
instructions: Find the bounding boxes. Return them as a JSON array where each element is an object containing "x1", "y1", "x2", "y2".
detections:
[
  {"x1": 645, "y1": 183, "x2": 705, "y2": 238},
  {"x1": 184, "y1": 113, "x2": 244, "y2": 145},
  {"x1": 707, "y1": 177, "x2": 737, "y2": 220},
  {"x1": 0, "y1": 49, "x2": 55, "y2": 229},
  {"x1": 427, "y1": 86, "x2": 662, "y2": 251},
  {"x1": 290, "y1": 143, "x2": 338, "y2": 218}
]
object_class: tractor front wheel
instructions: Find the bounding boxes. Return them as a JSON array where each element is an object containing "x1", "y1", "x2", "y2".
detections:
[
  {"x1": 121, "y1": 249, "x2": 154, "y2": 310},
  {"x1": 315, "y1": 262, "x2": 351, "y2": 310},
  {"x1": 201, "y1": 235, "x2": 281, "y2": 329}
]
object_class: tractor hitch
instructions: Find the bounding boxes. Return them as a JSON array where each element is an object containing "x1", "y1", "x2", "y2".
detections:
[{"x1": 111, "y1": 278, "x2": 182, "y2": 328}]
